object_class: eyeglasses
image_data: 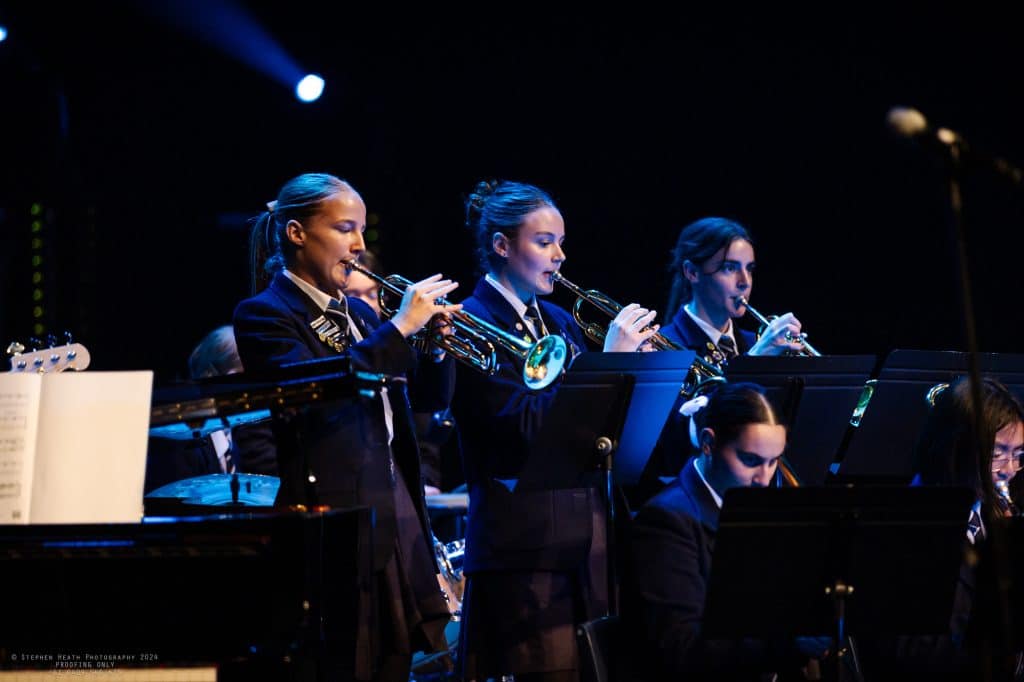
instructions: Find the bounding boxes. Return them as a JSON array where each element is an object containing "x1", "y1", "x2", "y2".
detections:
[{"x1": 991, "y1": 450, "x2": 1023, "y2": 473}]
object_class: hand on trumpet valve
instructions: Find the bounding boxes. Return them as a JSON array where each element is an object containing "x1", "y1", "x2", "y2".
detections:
[
  {"x1": 390, "y1": 273, "x2": 463, "y2": 338},
  {"x1": 749, "y1": 312, "x2": 805, "y2": 357},
  {"x1": 603, "y1": 303, "x2": 660, "y2": 352},
  {"x1": 426, "y1": 313, "x2": 456, "y2": 362}
]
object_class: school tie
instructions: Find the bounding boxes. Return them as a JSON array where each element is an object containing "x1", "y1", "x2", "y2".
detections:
[
  {"x1": 223, "y1": 432, "x2": 237, "y2": 474},
  {"x1": 324, "y1": 297, "x2": 352, "y2": 350},
  {"x1": 966, "y1": 508, "x2": 984, "y2": 544},
  {"x1": 523, "y1": 305, "x2": 544, "y2": 341},
  {"x1": 717, "y1": 334, "x2": 738, "y2": 359}
]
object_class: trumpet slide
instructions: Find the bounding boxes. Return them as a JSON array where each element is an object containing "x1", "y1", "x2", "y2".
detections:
[
  {"x1": 550, "y1": 271, "x2": 725, "y2": 397},
  {"x1": 344, "y1": 259, "x2": 567, "y2": 390}
]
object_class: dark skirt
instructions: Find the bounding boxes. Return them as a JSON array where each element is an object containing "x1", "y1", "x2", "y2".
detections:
[
  {"x1": 359, "y1": 461, "x2": 451, "y2": 681},
  {"x1": 458, "y1": 499, "x2": 607, "y2": 679}
]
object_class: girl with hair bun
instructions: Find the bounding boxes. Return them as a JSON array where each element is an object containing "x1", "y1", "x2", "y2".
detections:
[{"x1": 452, "y1": 179, "x2": 658, "y2": 682}]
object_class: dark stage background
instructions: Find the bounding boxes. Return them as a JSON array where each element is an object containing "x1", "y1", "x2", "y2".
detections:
[{"x1": 2, "y1": 6, "x2": 1022, "y2": 383}]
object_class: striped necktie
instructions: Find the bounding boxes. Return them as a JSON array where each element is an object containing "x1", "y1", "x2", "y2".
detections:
[
  {"x1": 523, "y1": 305, "x2": 544, "y2": 340},
  {"x1": 966, "y1": 508, "x2": 984, "y2": 544},
  {"x1": 223, "y1": 432, "x2": 236, "y2": 474},
  {"x1": 324, "y1": 298, "x2": 352, "y2": 350},
  {"x1": 717, "y1": 334, "x2": 738, "y2": 359}
]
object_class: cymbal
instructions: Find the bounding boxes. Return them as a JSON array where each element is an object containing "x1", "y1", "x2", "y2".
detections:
[
  {"x1": 148, "y1": 410, "x2": 272, "y2": 440},
  {"x1": 146, "y1": 473, "x2": 280, "y2": 506},
  {"x1": 425, "y1": 492, "x2": 468, "y2": 511}
]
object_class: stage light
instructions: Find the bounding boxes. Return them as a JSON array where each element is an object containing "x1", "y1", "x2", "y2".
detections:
[
  {"x1": 295, "y1": 74, "x2": 324, "y2": 103},
  {"x1": 0, "y1": 26, "x2": 8, "y2": 43}
]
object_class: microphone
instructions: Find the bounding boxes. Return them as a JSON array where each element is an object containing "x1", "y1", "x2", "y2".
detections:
[
  {"x1": 886, "y1": 106, "x2": 1024, "y2": 188},
  {"x1": 886, "y1": 106, "x2": 963, "y2": 147}
]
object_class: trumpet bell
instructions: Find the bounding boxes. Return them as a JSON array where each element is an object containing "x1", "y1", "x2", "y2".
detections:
[
  {"x1": 343, "y1": 258, "x2": 569, "y2": 390},
  {"x1": 523, "y1": 334, "x2": 568, "y2": 390}
]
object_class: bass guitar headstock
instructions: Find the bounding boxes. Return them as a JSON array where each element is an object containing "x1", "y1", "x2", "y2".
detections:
[{"x1": 6, "y1": 333, "x2": 91, "y2": 373}]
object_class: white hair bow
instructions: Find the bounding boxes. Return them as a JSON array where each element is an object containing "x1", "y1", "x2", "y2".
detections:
[{"x1": 679, "y1": 395, "x2": 708, "y2": 417}]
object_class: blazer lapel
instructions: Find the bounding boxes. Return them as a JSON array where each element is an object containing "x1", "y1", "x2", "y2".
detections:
[
  {"x1": 268, "y1": 273, "x2": 349, "y2": 356},
  {"x1": 472, "y1": 279, "x2": 533, "y2": 342},
  {"x1": 681, "y1": 457, "x2": 722, "y2": 533},
  {"x1": 269, "y1": 272, "x2": 322, "y2": 320}
]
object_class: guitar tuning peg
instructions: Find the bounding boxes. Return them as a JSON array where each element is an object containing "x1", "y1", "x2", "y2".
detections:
[
  {"x1": 5, "y1": 342, "x2": 25, "y2": 356},
  {"x1": 28, "y1": 337, "x2": 44, "y2": 352},
  {"x1": 45, "y1": 333, "x2": 58, "y2": 348},
  {"x1": 62, "y1": 331, "x2": 74, "y2": 345}
]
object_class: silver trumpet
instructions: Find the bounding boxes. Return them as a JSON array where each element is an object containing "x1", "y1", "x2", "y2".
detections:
[
  {"x1": 344, "y1": 259, "x2": 567, "y2": 390},
  {"x1": 551, "y1": 271, "x2": 726, "y2": 398},
  {"x1": 734, "y1": 296, "x2": 822, "y2": 357},
  {"x1": 996, "y1": 479, "x2": 1020, "y2": 517}
]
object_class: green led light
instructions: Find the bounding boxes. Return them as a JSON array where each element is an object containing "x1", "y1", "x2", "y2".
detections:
[
  {"x1": 365, "y1": 228, "x2": 379, "y2": 242},
  {"x1": 31, "y1": 221, "x2": 42, "y2": 233},
  {"x1": 33, "y1": 323, "x2": 44, "y2": 336},
  {"x1": 32, "y1": 306, "x2": 43, "y2": 318},
  {"x1": 31, "y1": 238, "x2": 42, "y2": 250},
  {"x1": 367, "y1": 213, "x2": 380, "y2": 226},
  {"x1": 32, "y1": 289, "x2": 43, "y2": 301},
  {"x1": 31, "y1": 255, "x2": 42, "y2": 267},
  {"x1": 31, "y1": 272, "x2": 42, "y2": 284},
  {"x1": 30, "y1": 203, "x2": 42, "y2": 216}
]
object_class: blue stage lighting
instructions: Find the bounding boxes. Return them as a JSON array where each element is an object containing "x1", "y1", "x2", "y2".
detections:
[
  {"x1": 140, "y1": 1, "x2": 305, "y2": 93},
  {"x1": 295, "y1": 74, "x2": 325, "y2": 103},
  {"x1": 0, "y1": 26, "x2": 8, "y2": 43}
]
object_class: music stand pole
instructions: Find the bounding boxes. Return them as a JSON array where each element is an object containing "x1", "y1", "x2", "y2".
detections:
[
  {"x1": 596, "y1": 434, "x2": 617, "y2": 616},
  {"x1": 946, "y1": 140, "x2": 1017, "y2": 681},
  {"x1": 826, "y1": 579, "x2": 865, "y2": 682}
]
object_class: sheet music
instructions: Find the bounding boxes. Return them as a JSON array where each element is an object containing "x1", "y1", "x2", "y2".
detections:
[
  {"x1": 0, "y1": 373, "x2": 43, "y2": 523},
  {"x1": 30, "y1": 371, "x2": 153, "y2": 524}
]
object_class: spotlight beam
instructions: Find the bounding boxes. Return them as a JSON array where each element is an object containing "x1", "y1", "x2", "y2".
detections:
[{"x1": 140, "y1": 0, "x2": 307, "y2": 91}]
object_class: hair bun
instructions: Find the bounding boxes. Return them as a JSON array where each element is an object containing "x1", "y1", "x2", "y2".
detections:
[
  {"x1": 475, "y1": 179, "x2": 499, "y2": 197},
  {"x1": 465, "y1": 179, "x2": 500, "y2": 228}
]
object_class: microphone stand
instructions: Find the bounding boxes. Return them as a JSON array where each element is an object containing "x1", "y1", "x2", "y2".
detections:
[{"x1": 944, "y1": 140, "x2": 1016, "y2": 682}]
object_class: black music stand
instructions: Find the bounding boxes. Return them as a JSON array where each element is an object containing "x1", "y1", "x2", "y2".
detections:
[
  {"x1": 834, "y1": 349, "x2": 1024, "y2": 482},
  {"x1": 149, "y1": 356, "x2": 389, "y2": 503},
  {"x1": 723, "y1": 354, "x2": 877, "y2": 486},
  {"x1": 703, "y1": 485, "x2": 974, "y2": 681},
  {"x1": 968, "y1": 515, "x2": 1024, "y2": 682},
  {"x1": 518, "y1": 350, "x2": 694, "y2": 615},
  {"x1": 149, "y1": 355, "x2": 386, "y2": 428},
  {"x1": 519, "y1": 350, "x2": 695, "y2": 491}
]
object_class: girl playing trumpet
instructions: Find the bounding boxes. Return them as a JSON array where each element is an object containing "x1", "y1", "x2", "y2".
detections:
[
  {"x1": 663, "y1": 216, "x2": 808, "y2": 360},
  {"x1": 453, "y1": 179, "x2": 656, "y2": 682}
]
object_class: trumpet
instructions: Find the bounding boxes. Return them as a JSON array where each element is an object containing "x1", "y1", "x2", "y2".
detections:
[
  {"x1": 550, "y1": 271, "x2": 725, "y2": 398},
  {"x1": 344, "y1": 259, "x2": 567, "y2": 390},
  {"x1": 996, "y1": 479, "x2": 1020, "y2": 517},
  {"x1": 734, "y1": 296, "x2": 822, "y2": 357},
  {"x1": 551, "y1": 274, "x2": 805, "y2": 483}
]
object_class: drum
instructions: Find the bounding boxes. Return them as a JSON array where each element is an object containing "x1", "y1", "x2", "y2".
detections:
[
  {"x1": 433, "y1": 535, "x2": 466, "y2": 619},
  {"x1": 426, "y1": 491, "x2": 469, "y2": 545},
  {"x1": 413, "y1": 535, "x2": 466, "y2": 678}
]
